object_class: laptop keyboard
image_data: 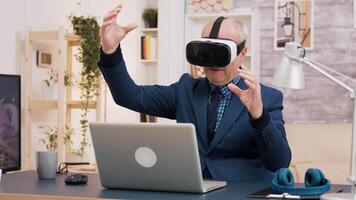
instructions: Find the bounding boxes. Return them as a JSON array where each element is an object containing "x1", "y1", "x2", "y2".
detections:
[{"x1": 203, "y1": 180, "x2": 218, "y2": 190}]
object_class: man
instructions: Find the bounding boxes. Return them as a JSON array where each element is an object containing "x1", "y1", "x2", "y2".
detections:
[{"x1": 98, "y1": 5, "x2": 291, "y2": 181}]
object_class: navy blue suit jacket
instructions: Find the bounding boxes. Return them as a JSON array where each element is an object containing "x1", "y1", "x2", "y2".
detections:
[{"x1": 98, "y1": 47, "x2": 291, "y2": 181}]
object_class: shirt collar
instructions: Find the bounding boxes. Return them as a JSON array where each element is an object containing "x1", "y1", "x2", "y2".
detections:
[{"x1": 209, "y1": 76, "x2": 240, "y2": 97}]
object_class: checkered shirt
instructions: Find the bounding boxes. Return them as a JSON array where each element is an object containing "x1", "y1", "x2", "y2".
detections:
[{"x1": 208, "y1": 76, "x2": 240, "y2": 132}]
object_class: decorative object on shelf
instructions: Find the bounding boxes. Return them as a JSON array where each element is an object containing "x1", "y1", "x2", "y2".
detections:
[
  {"x1": 36, "y1": 50, "x2": 53, "y2": 68},
  {"x1": 142, "y1": 8, "x2": 158, "y2": 28},
  {"x1": 69, "y1": 15, "x2": 101, "y2": 156},
  {"x1": 274, "y1": 0, "x2": 314, "y2": 50},
  {"x1": 140, "y1": 113, "x2": 157, "y2": 123},
  {"x1": 140, "y1": 35, "x2": 157, "y2": 60},
  {"x1": 38, "y1": 125, "x2": 74, "y2": 151},
  {"x1": 42, "y1": 68, "x2": 59, "y2": 87},
  {"x1": 38, "y1": 126, "x2": 59, "y2": 151},
  {"x1": 42, "y1": 69, "x2": 73, "y2": 88},
  {"x1": 37, "y1": 125, "x2": 60, "y2": 179},
  {"x1": 186, "y1": 0, "x2": 235, "y2": 14}
]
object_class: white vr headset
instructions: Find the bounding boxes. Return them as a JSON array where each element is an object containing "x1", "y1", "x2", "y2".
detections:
[{"x1": 186, "y1": 17, "x2": 246, "y2": 68}]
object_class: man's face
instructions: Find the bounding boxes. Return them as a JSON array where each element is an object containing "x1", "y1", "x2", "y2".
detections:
[{"x1": 201, "y1": 19, "x2": 247, "y2": 86}]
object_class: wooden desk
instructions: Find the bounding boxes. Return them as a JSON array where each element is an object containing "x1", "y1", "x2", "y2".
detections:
[
  {"x1": 0, "y1": 171, "x2": 273, "y2": 200},
  {"x1": 0, "y1": 171, "x2": 350, "y2": 200}
]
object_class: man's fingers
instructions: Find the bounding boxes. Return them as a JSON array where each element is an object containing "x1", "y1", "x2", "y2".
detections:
[
  {"x1": 228, "y1": 83, "x2": 244, "y2": 96},
  {"x1": 109, "y1": 4, "x2": 122, "y2": 14},
  {"x1": 104, "y1": 5, "x2": 121, "y2": 20},
  {"x1": 123, "y1": 23, "x2": 138, "y2": 33},
  {"x1": 238, "y1": 68, "x2": 253, "y2": 76},
  {"x1": 101, "y1": 20, "x2": 112, "y2": 30},
  {"x1": 238, "y1": 71, "x2": 256, "y2": 85},
  {"x1": 103, "y1": 11, "x2": 116, "y2": 22},
  {"x1": 244, "y1": 79, "x2": 257, "y2": 91},
  {"x1": 240, "y1": 64, "x2": 249, "y2": 70}
]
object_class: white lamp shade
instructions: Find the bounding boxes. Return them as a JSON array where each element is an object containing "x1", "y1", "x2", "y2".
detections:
[{"x1": 272, "y1": 55, "x2": 305, "y2": 89}]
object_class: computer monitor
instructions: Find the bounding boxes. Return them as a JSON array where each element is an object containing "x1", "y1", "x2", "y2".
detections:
[{"x1": 0, "y1": 74, "x2": 21, "y2": 173}]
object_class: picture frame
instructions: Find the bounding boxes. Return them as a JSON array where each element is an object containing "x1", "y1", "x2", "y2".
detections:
[
  {"x1": 274, "y1": 0, "x2": 314, "y2": 50},
  {"x1": 0, "y1": 74, "x2": 21, "y2": 173},
  {"x1": 36, "y1": 50, "x2": 53, "y2": 68}
]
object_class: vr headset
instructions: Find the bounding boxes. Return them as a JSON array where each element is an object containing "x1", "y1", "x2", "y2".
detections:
[{"x1": 186, "y1": 16, "x2": 246, "y2": 68}]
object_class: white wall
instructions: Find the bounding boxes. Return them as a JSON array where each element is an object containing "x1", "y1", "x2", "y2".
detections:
[{"x1": 0, "y1": 0, "x2": 25, "y2": 75}]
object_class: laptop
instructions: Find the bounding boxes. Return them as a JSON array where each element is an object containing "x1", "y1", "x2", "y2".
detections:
[{"x1": 89, "y1": 122, "x2": 227, "y2": 193}]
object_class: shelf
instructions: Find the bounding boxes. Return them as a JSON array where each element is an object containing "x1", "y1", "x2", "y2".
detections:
[
  {"x1": 185, "y1": 10, "x2": 253, "y2": 20},
  {"x1": 141, "y1": 28, "x2": 158, "y2": 32},
  {"x1": 28, "y1": 100, "x2": 57, "y2": 110},
  {"x1": 28, "y1": 31, "x2": 60, "y2": 42},
  {"x1": 28, "y1": 100, "x2": 98, "y2": 110},
  {"x1": 140, "y1": 59, "x2": 158, "y2": 63},
  {"x1": 66, "y1": 100, "x2": 97, "y2": 109},
  {"x1": 65, "y1": 34, "x2": 81, "y2": 46}
]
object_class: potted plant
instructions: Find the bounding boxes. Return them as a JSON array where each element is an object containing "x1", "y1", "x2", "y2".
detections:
[
  {"x1": 0, "y1": 152, "x2": 6, "y2": 181},
  {"x1": 142, "y1": 8, "x2": 158, "y2": 28},
  {"x1": 38, "y1": 126, "x2": 59, "y2": 151},
  {"x1": 37, "y1": 126, "x2": 59, "y2": 179}
]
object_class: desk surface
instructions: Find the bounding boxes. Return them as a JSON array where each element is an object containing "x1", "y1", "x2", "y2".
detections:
[{"x1": 0, "y1": 171, "x2": 273, "y2": 200}]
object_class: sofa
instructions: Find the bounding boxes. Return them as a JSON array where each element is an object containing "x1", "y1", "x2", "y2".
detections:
[{"x1": 285, "y1": 123, "x2": 352, "y2": 184}]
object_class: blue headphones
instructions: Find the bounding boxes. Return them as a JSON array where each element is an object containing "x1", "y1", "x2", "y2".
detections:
[{"x1": 271, "y1": 168, "x2": 331, "y2": 196}]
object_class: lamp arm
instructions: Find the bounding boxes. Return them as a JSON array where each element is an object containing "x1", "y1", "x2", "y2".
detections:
[
  {"x1": 302, "y1": 57, "x2": 356, "y2": 195},
  {"x1": 349, "y1": 97, "x2": 356, "y2": 195},
  {"x1": 307, "y1": 58, "x2": 356, "y2": 86},
  {"x1": 302, "y1": 57, "x2": 355, "y2": 96}
]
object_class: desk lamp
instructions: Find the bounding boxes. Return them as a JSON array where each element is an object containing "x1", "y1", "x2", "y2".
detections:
[{"x1": 272, "y1": 42, "x2": 356, "y2": 200}]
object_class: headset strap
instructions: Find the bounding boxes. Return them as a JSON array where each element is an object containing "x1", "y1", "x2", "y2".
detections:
[
  {"x1": 209, "y1": 16, "x2": 225, "y2": 38},
  {"x1": 237, "y1": 40, "x2": 246, "y2": 55}
]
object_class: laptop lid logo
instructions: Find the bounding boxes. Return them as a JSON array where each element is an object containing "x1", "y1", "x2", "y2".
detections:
[{"x1": 134, "y1": 147, "x2": 157, "y2": 168}]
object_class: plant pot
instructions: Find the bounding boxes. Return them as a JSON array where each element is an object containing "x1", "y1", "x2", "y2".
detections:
[
  {"x1": 144, "y1": 19, "x2": 158, "y2": 28},
  {"x1": 142, "y1": 8, "x2": 158, "y2": 28},
  {"x1": 36, "y1": 151, "x2": 58, "y2": 179}
]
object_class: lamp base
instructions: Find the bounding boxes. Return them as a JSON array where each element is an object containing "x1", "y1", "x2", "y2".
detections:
[{"x1": 320, "y1": 192, "x2": 356, "y2": 200}]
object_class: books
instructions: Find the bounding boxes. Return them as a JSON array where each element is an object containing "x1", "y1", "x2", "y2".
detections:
[
  {"x1": 141, "y1": 35, "x2": 157, "y2": 60},
  {"x1": 140, "y1": 113, "x2": 158, "y2": 123}
]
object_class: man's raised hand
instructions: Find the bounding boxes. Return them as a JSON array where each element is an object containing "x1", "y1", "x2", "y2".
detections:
[{"x1": 100, "y1": 5, "x2": 138, "y2": 54}]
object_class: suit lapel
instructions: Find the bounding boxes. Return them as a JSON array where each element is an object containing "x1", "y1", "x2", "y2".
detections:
[
  {"x1": 208, "y1": 78, "x2": 248, "y2": 152},
  {"x1": 193, "y1": 78, "x2": 210, "y2": 150}
]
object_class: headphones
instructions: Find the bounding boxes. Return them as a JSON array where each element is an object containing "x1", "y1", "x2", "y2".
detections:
[{"x1": 271, "y1": 168, "x2": 331, "y2": 196}]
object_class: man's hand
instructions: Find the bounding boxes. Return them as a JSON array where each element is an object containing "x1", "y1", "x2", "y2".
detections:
[
  {"x1": 228, "y1": 65, "x2": 263, "y2": 119},
  {"x1": 101, "y1": 5, "x2": 138, "y2": 54}
]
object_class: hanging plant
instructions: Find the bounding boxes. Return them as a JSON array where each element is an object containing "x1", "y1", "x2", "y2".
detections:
[{"x1": 69, "y1": 15, "x2": 101, "y2": 156}]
